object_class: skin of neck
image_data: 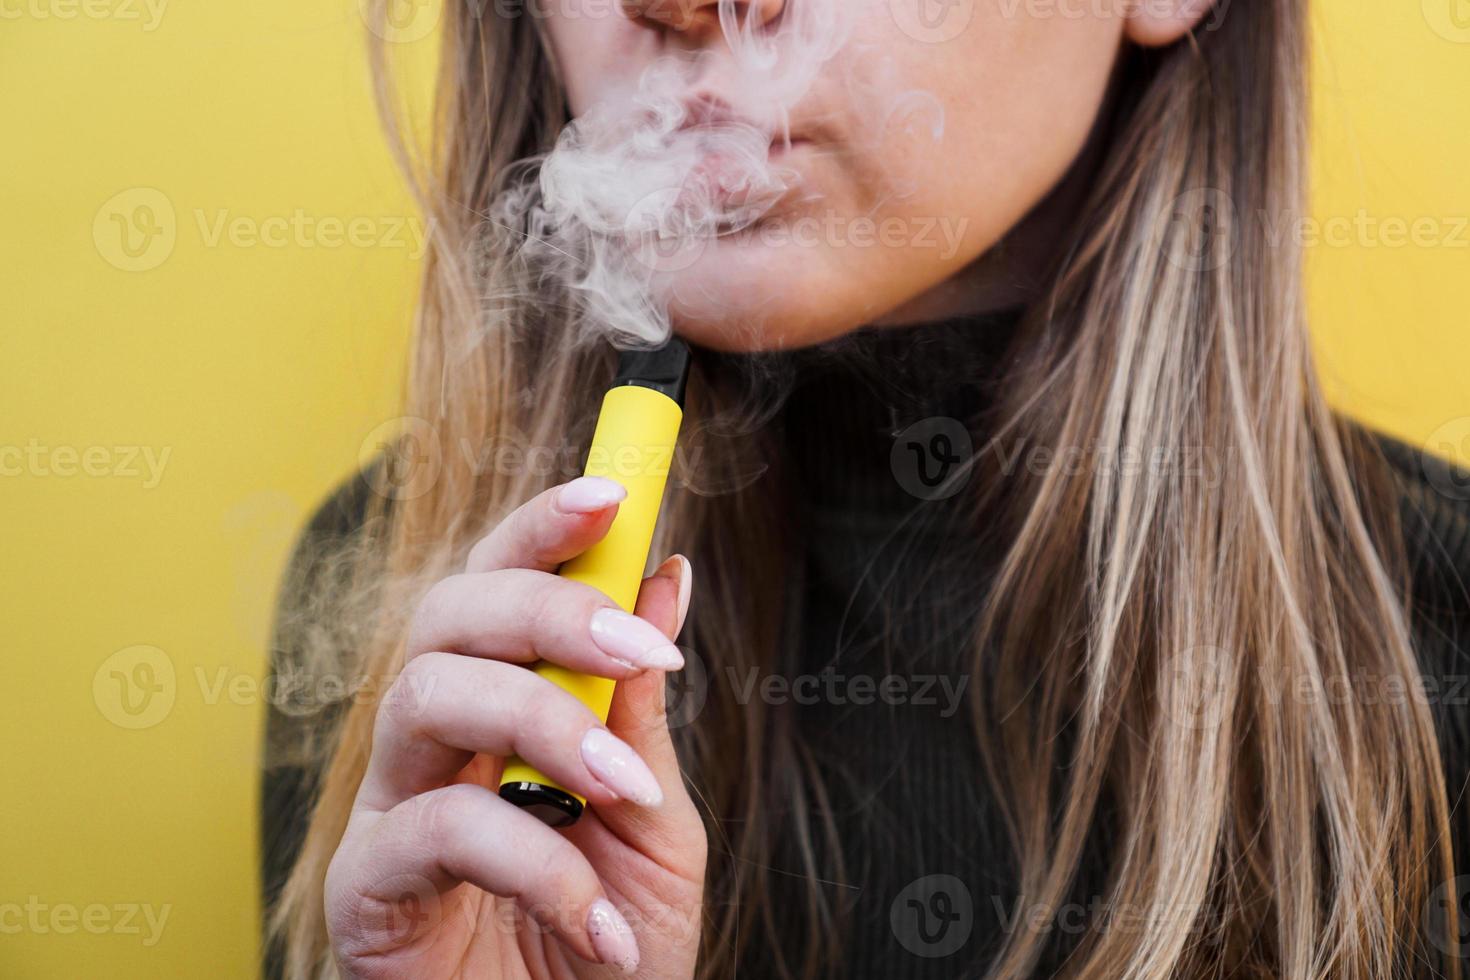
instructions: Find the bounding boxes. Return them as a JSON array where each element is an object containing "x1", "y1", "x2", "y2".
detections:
[{"x1": 876, "y1": 67, "x2": 1122, "y2": 327}]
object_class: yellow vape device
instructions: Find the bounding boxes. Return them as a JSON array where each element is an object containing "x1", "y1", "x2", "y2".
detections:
[{"x1": 498, "y1": 338, "x2": 690, "y2": 827}]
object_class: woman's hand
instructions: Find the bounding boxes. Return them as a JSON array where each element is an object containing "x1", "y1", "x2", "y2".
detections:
[{"x1": 324, "y1": 477, "x2": 706, "y2": 978}]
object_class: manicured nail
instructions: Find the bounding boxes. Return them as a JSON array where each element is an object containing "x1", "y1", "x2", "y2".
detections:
[
  {"x1": 672, "y1": 554, "x2": 692, "y2": 636},
  {"x1": 581, "y1": 727, "x2": 663, "y2": 807},
  {"x1": 556, "y1": 477, "x2": 626, "y2": 514},
  {"x1": 652, "y1": 554, "x2": 693, "y2": 638},
  {"x1": 590, "y1": 608, "x2": 684, "y2": 670},
  {"x1": 586, "y1": 898, "x2": 639, "y2": 974}
]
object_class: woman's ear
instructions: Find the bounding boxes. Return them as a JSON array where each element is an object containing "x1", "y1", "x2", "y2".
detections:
[{"x1": 1123, "y1": 0, "x2": 1219, "y2": 48}]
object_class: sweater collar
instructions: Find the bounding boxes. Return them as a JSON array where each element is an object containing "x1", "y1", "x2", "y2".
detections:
[{"x1": 777, "y1": 309, "x2": 1023, "y2": 520}]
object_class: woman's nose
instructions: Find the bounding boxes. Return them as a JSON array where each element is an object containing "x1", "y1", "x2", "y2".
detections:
[{"x1": 619, "y1": 0, "x2": 785, "y2": 37}]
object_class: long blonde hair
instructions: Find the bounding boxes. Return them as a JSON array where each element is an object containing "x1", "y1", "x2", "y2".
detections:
[{"x1": 269, "y1": 2, "x2": 1459, "y2": 977}]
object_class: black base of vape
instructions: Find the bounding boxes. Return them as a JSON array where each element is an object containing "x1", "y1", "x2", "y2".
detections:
[{"x1": 499, "y1": 781, "x2": 583, "y2": 828}]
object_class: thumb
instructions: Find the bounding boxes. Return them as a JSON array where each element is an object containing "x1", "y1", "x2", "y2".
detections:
[
  {"x1": 596, "y1": 555, "x2": 699, "y2": 830},
  {"x1": 633, "y1": 553, "x2": 691, "y2": 643}
]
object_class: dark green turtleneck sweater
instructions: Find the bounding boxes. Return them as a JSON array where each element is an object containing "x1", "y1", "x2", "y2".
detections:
[{"x1": 262, "y1": 318, "x2": 1470, "y2": 977}]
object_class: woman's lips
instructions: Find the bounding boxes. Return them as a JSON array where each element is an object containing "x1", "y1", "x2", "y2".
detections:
[
  {"x1": 640, "y1": 115, "x2": 816, "y2": 243},
  {"x1": 683, "y1": 136, "x2": 807, "y2": 205},
  {"x1": 768, "y1": 135, "x2": 811, "y2": 158}
]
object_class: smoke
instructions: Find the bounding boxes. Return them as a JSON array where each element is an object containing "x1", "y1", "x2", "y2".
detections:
[{"x1": 490, "y1": 0, "x2": 854, "y2": 347}]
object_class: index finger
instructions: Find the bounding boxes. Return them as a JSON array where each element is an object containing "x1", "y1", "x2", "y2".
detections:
[{"x1": 466, "y1": 476, "x2": 627, "y2": 574}]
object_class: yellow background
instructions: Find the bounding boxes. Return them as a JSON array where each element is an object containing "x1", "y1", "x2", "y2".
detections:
[{"x1": 1, "y1": 1, "x2": 1466, "y2": 977}]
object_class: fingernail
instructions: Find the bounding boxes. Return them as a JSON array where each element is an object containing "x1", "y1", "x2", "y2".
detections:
[
  {"x1": 586, "y1": 898, "x2": 639, "y2": 974},
  {"x1": 652, "y1": 554, "x2": 693, "y2": 638},
  {"x1": 590, "y1": 608, "x2": 684, "y2": 670},
  {"x1": 581, "y1": 727, "x2": 664, "y2": 807},
  {"x1": 672, "y1": 554, "x2": 692, "y2": 637},
  {"x1": 556, "y1": 477, "x2": 626, "y2": 515}
]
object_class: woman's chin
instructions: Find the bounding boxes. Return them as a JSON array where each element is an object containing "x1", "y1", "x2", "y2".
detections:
[{"x1": 654, "y1": 237, "x2": 873, "y2": 353}]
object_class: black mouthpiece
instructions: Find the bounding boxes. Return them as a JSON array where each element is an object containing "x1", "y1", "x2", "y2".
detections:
[{"x1": 612, "y1": 337, "x2": 690, "y2": 407}]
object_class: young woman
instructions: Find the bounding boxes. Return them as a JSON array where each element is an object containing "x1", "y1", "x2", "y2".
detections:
[{"x1": 262, "y1": 0, "x2": 1470, "y2": 977}]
